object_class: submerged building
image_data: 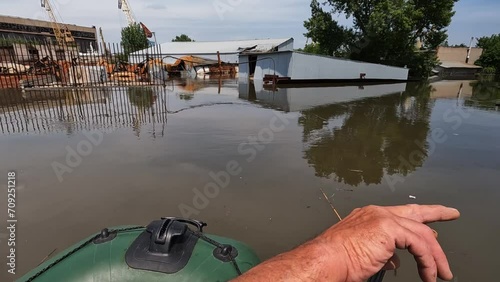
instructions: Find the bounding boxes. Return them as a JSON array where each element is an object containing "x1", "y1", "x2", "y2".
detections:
[
  {"x1": 131, "y1": 38, "x2": 294, "y2": 64},
  {"x1": 239, "y1": 51, "x2": 409, "y2": 82},
  {"x1": 134, "y1": 38, "x2": 409, "y2": 82},
  {"x1": 0, "y1": 14, "x2": 97, "y2": 52},
  {"x1": 435, "y1": 47, "x2": 484, "y2": 78}
]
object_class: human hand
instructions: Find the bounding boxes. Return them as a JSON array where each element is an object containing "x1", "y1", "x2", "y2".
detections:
[{"x1": 313, "y1": 205, "x2": 460, "y2": 282}]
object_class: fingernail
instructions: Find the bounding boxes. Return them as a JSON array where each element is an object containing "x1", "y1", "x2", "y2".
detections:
[{"x1": 432, "y1": 229, "x2": 438, "y2": 238}]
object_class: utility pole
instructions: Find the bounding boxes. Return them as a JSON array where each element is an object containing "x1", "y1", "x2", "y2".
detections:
[{"x1": 466, "y1": 37, "x2": 475, "y2": 64}]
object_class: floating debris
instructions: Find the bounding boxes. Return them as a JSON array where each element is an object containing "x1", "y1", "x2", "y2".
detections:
[
  {"x1": 349, "y1": 169, "x2": 364, "y2": 173},
  {"x1": 336, "y1": 188, "x2": 354, "y2": 192},
  {"x1": 409, "y1": 195, "x2": 417, "y2": 199}
]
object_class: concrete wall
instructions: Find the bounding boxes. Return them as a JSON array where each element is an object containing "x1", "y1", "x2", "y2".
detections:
[
  {"x1": 435, "y1": 65, "x2": 481, "y2": 79},
  {"x1": 289, "y1": 52, "x2": 409, "y2": 80},
  {"x1": 437, "y1": 47, "x2": 483, "y2": 65}
]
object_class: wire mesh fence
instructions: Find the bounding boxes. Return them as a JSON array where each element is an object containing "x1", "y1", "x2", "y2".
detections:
[{"x1": 0, "y1": 41, "x2": 168, "y2": 89}]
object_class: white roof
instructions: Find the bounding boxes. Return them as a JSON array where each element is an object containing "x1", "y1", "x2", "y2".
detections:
[{"x1": 133, "y1": 38, "x2": 293, "y2": 55}]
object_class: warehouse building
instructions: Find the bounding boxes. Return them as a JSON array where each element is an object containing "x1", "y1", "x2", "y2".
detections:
[
  {"x1": 130, "y1": 38, "x2": 294, "y2": 64},
  {"x1": 0, "y1": 14, "x2": 97, "y2": 52}
]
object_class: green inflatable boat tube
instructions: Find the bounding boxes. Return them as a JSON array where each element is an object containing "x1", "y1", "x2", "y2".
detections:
[{"x1": 18, "y1": 218, "x2": 261, "y2": 282}]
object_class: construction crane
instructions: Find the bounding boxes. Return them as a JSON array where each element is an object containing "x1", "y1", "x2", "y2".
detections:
[
  {"x1": 118, "y1": 0, "x2": 137, "y2": 26},
  {"x1": 41, "y1": 0, "x2": 75, "y2": 46},
  {"x1": 118, "y1": 0, "x2": 155, "y2": 42}
]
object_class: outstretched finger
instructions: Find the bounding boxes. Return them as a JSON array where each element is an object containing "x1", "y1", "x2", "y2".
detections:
[{"x1": 386, "y1": 205, "x2": 460, "y2": 223}]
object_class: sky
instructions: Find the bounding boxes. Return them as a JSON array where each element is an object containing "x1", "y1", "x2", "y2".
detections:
[{"x1": 0, "y1": 0, "x2": 498, "y2": 49}]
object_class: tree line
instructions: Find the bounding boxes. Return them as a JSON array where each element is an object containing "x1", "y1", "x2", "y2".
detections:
[{"x1": 301, "y1": 0, "x2": 499, "y2": 78}]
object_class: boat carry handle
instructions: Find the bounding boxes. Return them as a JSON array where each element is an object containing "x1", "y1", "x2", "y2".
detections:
[{"x1": 161, "y1": 217, "x2": 207, "y2": 232}]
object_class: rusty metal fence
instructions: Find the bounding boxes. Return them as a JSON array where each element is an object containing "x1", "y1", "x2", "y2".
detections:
[
  {"x1": 0, "y1": 41, "x2": 167, "y2": 89},
  {"x1": 0, "y1": 86, "x2": 168, "y2": 136}
]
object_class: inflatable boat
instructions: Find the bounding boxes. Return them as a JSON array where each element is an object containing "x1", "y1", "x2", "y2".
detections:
[{"x1": 19, "y1": 217, "x2": 260, "y2": 281}]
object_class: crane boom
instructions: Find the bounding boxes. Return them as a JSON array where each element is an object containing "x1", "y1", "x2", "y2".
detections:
[
  {"x1": 41, "y1": 0, "x2": 75, "y2": 46},
  {"x1": 118, "y1": 0, "x2": 154, "y2": 42},
  {"x1": 118, "y1": 0, "x2": 137, "y2": 26}
]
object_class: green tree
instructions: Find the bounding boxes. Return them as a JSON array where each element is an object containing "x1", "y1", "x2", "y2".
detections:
[
  {"x1": 300, "y1": 43, "x2": 322, "y2": 54},
  {"x1": 304, "y1": 0, "x2": 458, "y2": 78},
  {"x1": 476, "y1": 34, "x2": 500, "y2": 73},
  {"x1": 121, "y1": 24, "x2": 149, "y2": 56},
  {"x1": 172, "y1": 34, "x2": 194, "y2": 42},
  {"x1": 303, "y1": 0, "x2": 352, "y2": 57}
]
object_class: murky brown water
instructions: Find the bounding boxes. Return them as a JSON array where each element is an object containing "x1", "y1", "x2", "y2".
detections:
[{"x1": 1, "y1": 78, "x2": 499, "y2": 281}]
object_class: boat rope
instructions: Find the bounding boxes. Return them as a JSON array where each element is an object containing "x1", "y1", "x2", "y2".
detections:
[
  {"x1": 193, "y1": 231, "x2": 243, "y2": 276},
  {"x1": 25, "y1": 226, "x2": 144, "y2": 281}
]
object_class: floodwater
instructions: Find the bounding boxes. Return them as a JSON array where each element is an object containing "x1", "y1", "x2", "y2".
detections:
[{"x1": 1, "y1": 78, "x2": 499, "y2": 282}]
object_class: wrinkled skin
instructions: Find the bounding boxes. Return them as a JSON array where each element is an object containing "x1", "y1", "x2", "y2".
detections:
[{"x1": 234, "y1": 205, "x2": 460, "y2": 282}]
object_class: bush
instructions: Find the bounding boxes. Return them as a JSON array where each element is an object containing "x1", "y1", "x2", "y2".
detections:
[{"x1": 482, "y1": 66, "x2": 497, "y2": 74}]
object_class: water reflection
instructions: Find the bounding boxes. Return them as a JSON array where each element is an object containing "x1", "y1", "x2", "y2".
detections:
[
  {"x1": 0, "y1": 87, "x2": 168, "y2": 137},
  {"x1": 429, "y1": 79, "x2": 500, "y2": 111},
  {"x1": 238, "y1": 82, "x2": 408, "y2": 112},
  {"x1": 466, "y1": 80, "x2": 500, "y2": 111},
  {"x1": 298, "y1": 83, "x2": 433, "y2": 186},
  {"x1": 299, "y1": 84, "x2": 432, "y2": 186},
  {"x1": 237, "y1": 81, "x2": 434, "y2": 186},
  {"x1": 2, "y1": 79, "x2": 497, "y2": 188}
]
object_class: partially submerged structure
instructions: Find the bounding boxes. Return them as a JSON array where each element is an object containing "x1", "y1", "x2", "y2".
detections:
[
  {"x1": 435, "y1": 47, "x2": 484, "y2": 79},
  {"x1": 130, "y1": 38, "x2": 294, "y2": 65},
  {"x1": 166, "y1": 55, "x2": 237, "y2": 76},
  {"x1": 239, "y1": 51, "x2": 409, "y2": 83},
  {"x1": 133, "y1": 38, "x2": 409, "y2": 83}
]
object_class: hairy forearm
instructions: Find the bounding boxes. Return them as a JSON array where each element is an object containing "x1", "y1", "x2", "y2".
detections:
[{"x1": 232, "y1": 239, "x2": 346, "y2": 282}]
